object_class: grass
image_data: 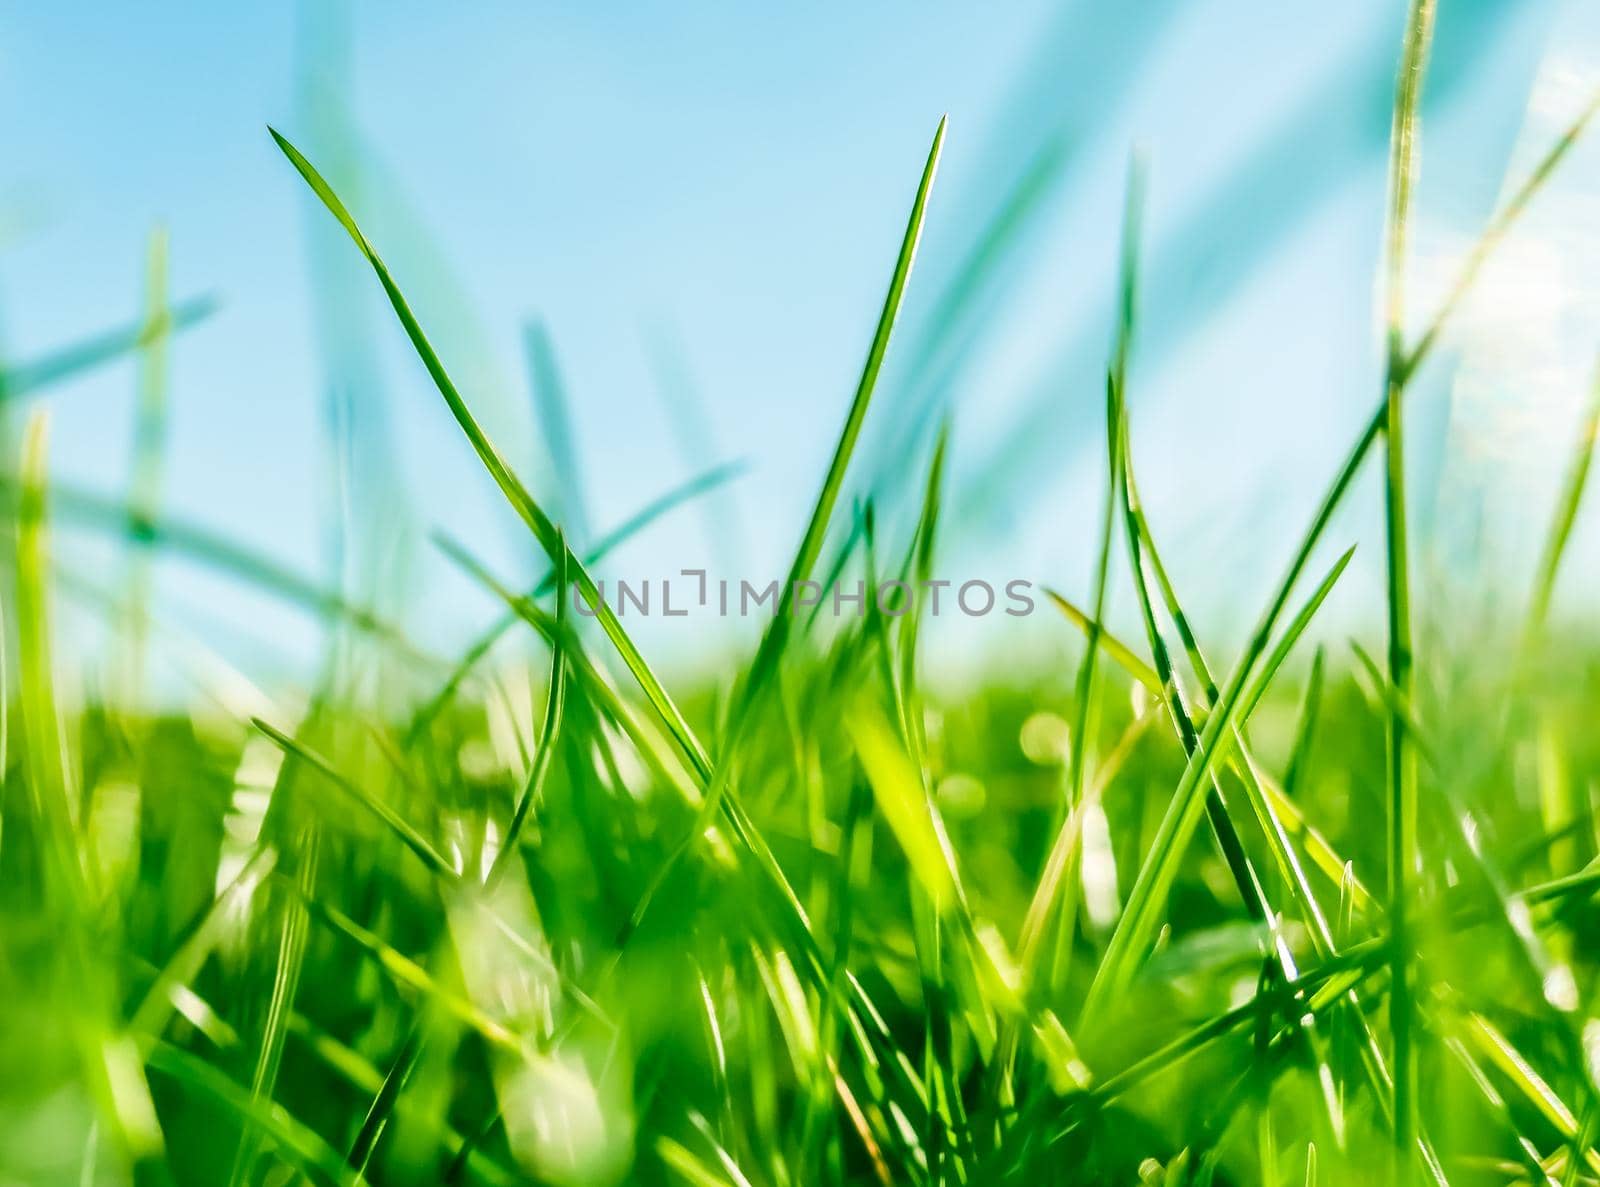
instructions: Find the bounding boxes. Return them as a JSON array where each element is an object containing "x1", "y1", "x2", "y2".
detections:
[{"x1": 4, "y1": 14, "x2": 1600, "y2": 1187}]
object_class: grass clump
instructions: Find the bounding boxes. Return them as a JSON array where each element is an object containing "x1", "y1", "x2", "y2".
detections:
[{"x1": 5, "y1": 10, "x2": 1600, "y2": 1186}]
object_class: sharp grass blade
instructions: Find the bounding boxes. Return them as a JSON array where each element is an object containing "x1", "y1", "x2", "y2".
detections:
[
  {"x1": 486, "y1": 540, "x2": 568, "y2": 885},
  {"x1": 406, "y1": 459, "x2": 743, "y2": 742},
  {"x1": 271, "y1": 125, "x2": 711, "y2": 786},
  {"x1": 1082, "y1": 545, "x2": 1353, "y2": 1029},
  {"x1": 252, "y1": 717, "x2": 456, "y2": 879},
  {"x1": 683, "y1": 114, "x2": 947, "y2": 845},
  {"x1": 1284, "y1": 646, "x2": 1326, "y2": 798}
]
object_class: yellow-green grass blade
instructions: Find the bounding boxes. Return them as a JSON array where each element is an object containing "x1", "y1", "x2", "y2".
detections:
[
  {"x1": 1045, "y1": 589, "x2": 1161, "y2": 694},
  {"x1": 14, "y1": 414, "x2": 170, "y2": 1171},
  {"x1": 1526, "y1": 356, "x2": 1600, "y2": 636},
  {"x1": 252, "y1": 717, "x2": 455, "y2": 879},
  {"x1": 15, "y1": 415, "x2": 84, "y2": 907},
  {"x1": 849, "y1": 708, "x2": 956, "y2": 911}
]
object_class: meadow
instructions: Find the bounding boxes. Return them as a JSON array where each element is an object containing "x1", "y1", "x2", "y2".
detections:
[{"x1": 5, "y1": 3, "x2": 1600, "y2": 1184}]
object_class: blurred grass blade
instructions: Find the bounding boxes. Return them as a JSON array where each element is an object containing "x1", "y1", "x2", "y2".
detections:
[
  {"x1": 524, "y1": 321, "x2": 590, "y2": 544},
  {"x1": 0, "y1": 295, "x2": 217, "y2": 402},
  {"x1": 849, "y1": 709, "x2": 956, "y2": 910},
  {"x1": 487, "y1": 540, "x2": 568, "y2": 884},
  {"x1": 1526, "y1": 357, "x2": 1600, "y2": 636}
]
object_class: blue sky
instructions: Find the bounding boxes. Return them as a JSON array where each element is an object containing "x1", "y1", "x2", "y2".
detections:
[{"x1": 0, "y1": 1, "x2": 1591, "y2": 692}]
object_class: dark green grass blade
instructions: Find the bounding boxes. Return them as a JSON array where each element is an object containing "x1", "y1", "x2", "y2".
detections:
[
  {"x1": 405, "y1": 459, "x2": 743, "y2": 742},
  {"x1": 1113, "y1": 368, "x2": 1277, "y2": 936},
  {"x1": 688, "y1": 113, "x2": 947, "y2": 829},
  {"x1": 486, "y1": 541, "x2": 568, "y2": 884},
  {"x1": 346, "y1": 1022, "x2": 424, "y2": 1176},
  {"x1": 756, "y1": 114, "x2": 946, "y2": 641},
  {"x1": 271, "y1": 125, "x2": 710, "y2": 784},
  {"x1": 150, "y1": 1043, "x2": 364, "y2": 1187},
  {"x1": 1081, "y1": 545, "x2": 1353, "y2": 1028}
]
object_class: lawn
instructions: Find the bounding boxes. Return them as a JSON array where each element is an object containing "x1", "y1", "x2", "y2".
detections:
[{"x1": 4, "y1": 3, "x2": 1600, "y2": 1184}]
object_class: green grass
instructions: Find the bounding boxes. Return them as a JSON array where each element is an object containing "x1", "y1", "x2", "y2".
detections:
[{"x1": 5, "y1": 15, "x2": 1600, "y2": 1187}]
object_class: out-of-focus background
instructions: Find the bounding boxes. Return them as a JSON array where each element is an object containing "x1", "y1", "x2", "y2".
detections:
[{"x1": 3, "y1": 0, "x2": 1598, "y2": 687}]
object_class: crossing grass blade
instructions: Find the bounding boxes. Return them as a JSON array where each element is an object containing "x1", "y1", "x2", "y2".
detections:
[
  {"x1": 1, "y1": 476, "x2": 433, "y2": 663},
  {"x1": 12, "y1": 17, "x2": 1600, "y2": 1184},
  {"x1": 270, "y1": 126, "x2": 711, "y2": 785},
  {"x1": 0, "y1": 295, "x2": 218, "y2": 402},
  {"x1": 405, "y1": 459, "x2": 744, "y2": 742},
  {"x1": 1081, "y1": 544, "x2": 1353, "y2": 1029},
  {"x1": 252, "y1": 717, "x2": 456, "y2": 879},
  {"x1": 486, "y1": 540, "x2": 568, "y2": 884}
]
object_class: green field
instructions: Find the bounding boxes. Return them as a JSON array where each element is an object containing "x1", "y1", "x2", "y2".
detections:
[{"x1": 5, "y1": 5, "x2": 1600, "y2": 1184}]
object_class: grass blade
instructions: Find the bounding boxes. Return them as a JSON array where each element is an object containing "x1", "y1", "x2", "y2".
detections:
[
  {"x1": 1526, "y1": 356, "x2": 1600, "y2": 636},
  {"x1": 252, "y1": 717, "x2": 456, "y2": 879},
  {"x1": 1379, "y1": 0, "x2": 1437, "y2": 1162}
]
